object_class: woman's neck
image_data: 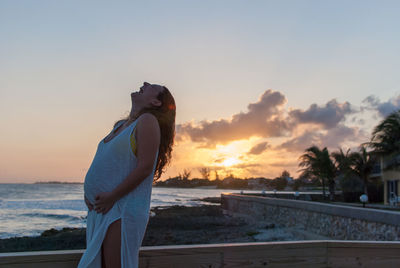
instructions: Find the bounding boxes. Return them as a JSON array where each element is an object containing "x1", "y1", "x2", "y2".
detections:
[{"x1": 129, "y1": 108, "x2": 140, "y2": 121}]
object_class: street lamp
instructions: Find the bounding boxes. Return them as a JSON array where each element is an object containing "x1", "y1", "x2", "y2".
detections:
[{"x1": 360, "y1": 194, "x2": 368, "y2": 208}]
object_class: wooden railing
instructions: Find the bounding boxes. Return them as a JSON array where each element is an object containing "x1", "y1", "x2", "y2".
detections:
[{"x1": 1, "y1": 240, "x2": 400, "y2": 267}]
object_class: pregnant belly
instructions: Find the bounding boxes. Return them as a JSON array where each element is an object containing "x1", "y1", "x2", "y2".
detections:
[{"x1": 84, "y1": 166, "x2": 123, "y2": 204}]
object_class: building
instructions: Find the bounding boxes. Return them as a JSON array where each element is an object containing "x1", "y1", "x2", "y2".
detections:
[{"x1": 370, "y1": 154, "x2": 400, "y2": 205}]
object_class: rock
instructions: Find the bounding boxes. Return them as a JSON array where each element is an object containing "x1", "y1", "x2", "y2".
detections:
[
  {"x1": 1, "y1": 203, "x2": 310, "y2": 253},
  {"x1": 264, "y1": 223, "x2": 275, "y2": 229}
]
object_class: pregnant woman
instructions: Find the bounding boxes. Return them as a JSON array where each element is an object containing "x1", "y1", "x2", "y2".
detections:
[{"x1": 78, "y1": 82, "x2": 176, "y2": 268}]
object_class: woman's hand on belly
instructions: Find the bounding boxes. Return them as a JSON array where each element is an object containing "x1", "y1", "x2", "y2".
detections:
[
  {"x1": 94, "y1": 191, "x2": 118, "y2": 214},
  {"x1": 84, "y1": 195, "x2": 94, "y2": 211}
]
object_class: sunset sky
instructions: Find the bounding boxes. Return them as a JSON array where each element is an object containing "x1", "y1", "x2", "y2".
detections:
[{"x1": 1, "y1": 1, "x2": 400, "y2": 183}]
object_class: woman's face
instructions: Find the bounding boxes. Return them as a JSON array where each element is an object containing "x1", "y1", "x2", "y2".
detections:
[{"x1": 131, "y1": 82, "x2": 164, "y2": 109}]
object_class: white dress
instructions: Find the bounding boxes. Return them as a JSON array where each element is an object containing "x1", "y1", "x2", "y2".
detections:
[{"x1": 78, "y1": 119, "x2": 158, "y2": 268}]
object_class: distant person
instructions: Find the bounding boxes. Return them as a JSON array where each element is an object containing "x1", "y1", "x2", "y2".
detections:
[{"x1": 78, "y1": 82, "x2": 176, "y2": 268}]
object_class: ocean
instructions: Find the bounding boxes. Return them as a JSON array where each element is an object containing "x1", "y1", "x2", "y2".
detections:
[{"x1": 0, "y1": 183, "x2": 262, "y2": 239}]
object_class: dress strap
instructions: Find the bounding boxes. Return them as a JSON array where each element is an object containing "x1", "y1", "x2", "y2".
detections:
[{"x1": 114, "y1": 120, "x2": 126, "y2": 130}]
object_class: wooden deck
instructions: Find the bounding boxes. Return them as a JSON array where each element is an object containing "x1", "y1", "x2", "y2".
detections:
[{"x1": 1, "y1": 240, "x2": 400, "y2": 267}]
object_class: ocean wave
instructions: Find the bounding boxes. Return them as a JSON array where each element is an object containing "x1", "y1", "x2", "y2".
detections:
[
  {"x1": 1, "y1": 184, "x2": 245, "y2": 239},
  {"x1": 20, "y1": 212, "x2": 85, "y2": 221}
]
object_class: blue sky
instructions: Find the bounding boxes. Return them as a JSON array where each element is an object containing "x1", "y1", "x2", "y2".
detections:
[{"x1": 1, "y1": 1, "x2": 400, "y2": 182}]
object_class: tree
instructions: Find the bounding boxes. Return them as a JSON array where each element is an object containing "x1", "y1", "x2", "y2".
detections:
[
  {"x1": 370, "y1": 109, "x2": 400, "y2": 170},
  {"x1": 271, "y1": 176, "x2": 288, "y2": 191},
  {"x1": 198, "y1": 167, "x2": 211, "y2": 180},
  {"x1": 214, "y1": 170, "x2": 220, "y2": 181},
  {"x1": 331, "y1": 147, "x2": 353, "y2": 178},
  {"x1": 179, "y1": 169, "x2": 191, "y2": 181},
  {"x1": 370, "y1": 109, "x2": 400, "y2": 155},
  {"x1": 299, "y1": 146, "x2": 337, "y2": 200},
  {"x1": 281, "y1": 170, "x2": 291, "y2": 179},
  {"x1": 292, "y1": 178, "x2": 303, "y2": 191},
  {"x1": 271, "y1": 170, "x2": 290, "y2": 190},
  {"x1": 349, "y1": 145, "x2": 376, "y2": 196}
]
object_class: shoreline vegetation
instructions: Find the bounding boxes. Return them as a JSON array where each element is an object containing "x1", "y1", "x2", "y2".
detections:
[
  {"x1": 16, "y1": 175, "x2": 384, "y2": 204},
  {"x1": 25, "y1": 176, "x2": 307, "y2": 191},
  {"x1": 0, "y1": 197, "x2": 310, "y2": 253},
  {"x1": 30, "y1": 174, "x2": 315, "y2": 191}
]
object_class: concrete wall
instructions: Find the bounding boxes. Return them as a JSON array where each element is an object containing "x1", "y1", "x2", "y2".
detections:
[{"x1": 222, "y1": 193, "x2": 400, "y2": 241}]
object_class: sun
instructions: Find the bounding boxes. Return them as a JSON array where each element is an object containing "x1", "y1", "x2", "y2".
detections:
[{"x1": 220, "y1": 157, "x2": 240, "y2": 167}]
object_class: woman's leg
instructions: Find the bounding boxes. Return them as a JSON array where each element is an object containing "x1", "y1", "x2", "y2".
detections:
[{"x1": 102, "y1": 219, "x2": 122, "y2": 268}]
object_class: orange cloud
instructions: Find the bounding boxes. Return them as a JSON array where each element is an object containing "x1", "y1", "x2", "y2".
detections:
[
  {"x1": 176, "y1": 90, "x2": 290, "y2": 148},
  {"x1": 247, "y1": 141, "x2": 270, "y2": 155}
]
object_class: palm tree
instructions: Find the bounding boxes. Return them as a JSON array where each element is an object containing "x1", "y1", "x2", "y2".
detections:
[
  {"x1": 299, "y1": 146, "x2": 337, "y2": 200},
  {"x1": 331, "y1": 147, "x2": 353, "y2": 178},
  {"x1": 349, "y1": 145, "x2": 376, "y2": 196},
  {"x1": 370, "y1": 109, "x2": 400, "y2": 169}
]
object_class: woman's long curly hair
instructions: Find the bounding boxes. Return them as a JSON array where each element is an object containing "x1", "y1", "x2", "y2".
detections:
[{"x1": 114, "y1": 85, "x2": 176, "y2": 181}]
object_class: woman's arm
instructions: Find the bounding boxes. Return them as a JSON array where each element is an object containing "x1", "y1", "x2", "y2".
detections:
[
  {"x1": 111, "y1": 113, "x2": 160, "y2": 199},
  {"x1": 94, "y1": 113, "x2": 160, "y2": 214}
]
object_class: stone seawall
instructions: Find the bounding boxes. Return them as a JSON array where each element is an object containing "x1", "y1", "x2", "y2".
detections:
[{"x1": 221, "y1": 193, "x2": 400, "y2": 241}]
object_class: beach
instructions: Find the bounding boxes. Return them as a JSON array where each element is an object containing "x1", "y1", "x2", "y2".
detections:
[
  {"x1": 0, "y1": 184, "x2": 314, "y2": 253},
  {"x1": 0, "y1": 199, "x2": 306, "y2": 253},
  {"x1": 0, "y1": 183, "x2": 263, "y2": 239}
]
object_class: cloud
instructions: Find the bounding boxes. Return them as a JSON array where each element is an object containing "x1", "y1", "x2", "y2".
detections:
[
  {"x1": 321, "y1": 125, "x2": 367, "y2": 148},
  {"x1": 176, "y1": 89, "x2": 372, "y2": 152},
  {"x1": 231, "y1": 163, "x2": 261, "y2": 169},
  {"x1": 362, "y1": 95, "x2": 400, "y2": 117},
  {"x1": 268, "y1": 160, "x2": 299, "y2": 168},
  {"x1": 177, "y1": 90, "x2": 291, "y2": 147},
  {"x1": 278, "y1": 130, "x2": 323, "y2": 152},
  {"x1": 288, "y1": 99, "x2": 355, "y2": 129},
  {"x1": 350, "y1": 116, "x2": 365, "y2": 125},
  {"x1": 248, "y1": 141, "x2": 270, "y2": 155},
  {"x1": 278, "y1": 125, "x2": 367, "y2": 152},
  {"x1": 214, "y1": 158, "x2": 225, "y2": 163}
]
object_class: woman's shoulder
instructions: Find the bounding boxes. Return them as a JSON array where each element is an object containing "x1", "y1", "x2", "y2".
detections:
[
  {"x1": 136, "y1": 113, "x2": 160, "y2": 131},
  {"x1": 137, "y1": 112, "x2": 157, "y2": 122}
]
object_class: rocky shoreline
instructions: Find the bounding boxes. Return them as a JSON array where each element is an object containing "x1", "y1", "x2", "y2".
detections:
[{"x1": 0, "y1": 199, "x2": 305, "y2": 253}]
